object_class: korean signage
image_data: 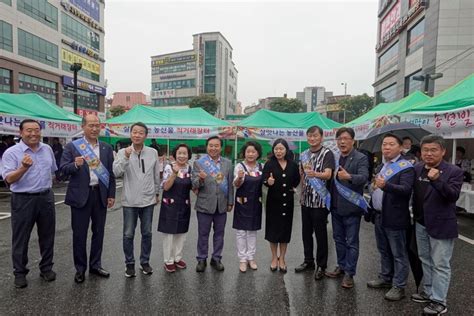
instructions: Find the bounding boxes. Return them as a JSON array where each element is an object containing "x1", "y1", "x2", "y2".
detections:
[
  {"x1": 159, "y1": 74, "x2": 186, "y2": 80},
  {"x1": 69, "y1": 0, "x2": 100, "y2": 22},
  {"x1": 151, "y1": 89, "x2": 175, "y2": 99},
  {"x1": 60, "y1": 1, "x2": 104, "y2": 33},
  {"x1": 105, "y1": 124, "x2": 235, "y2": 140},
  {"x1": 237, "y1": 127, "x2": 337, "y2": 141},
  {"x1": 151, "y1": 54, "x2": 196, "y2": 67},
  {"x1": 77, "y1": 108, "x2": 98, "y2": 117},
  {"x1": 62, "y1": 39, "x2": 101, "y2": 60},
  {"x1": 380, "y1": 0, "x2": 400, "y2": 41},
  {"x1": 62, "y1": 75, "x2": 106, "y2": 95},
  {"x1": 0, "y1": 114, "x2": 81, "y2": 138},
  {"x1": 62, "y1": 49, "x2": 101, "y2": 75}
]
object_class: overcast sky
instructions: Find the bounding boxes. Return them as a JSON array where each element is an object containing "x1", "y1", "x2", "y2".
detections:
[{"x1": 105, "y1": 0, "x2": 378, "y2": 106}]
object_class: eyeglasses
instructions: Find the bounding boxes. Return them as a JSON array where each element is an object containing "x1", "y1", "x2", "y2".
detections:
[{"x1": 336, "y1": 137, "x2": 353, "y2": 142}]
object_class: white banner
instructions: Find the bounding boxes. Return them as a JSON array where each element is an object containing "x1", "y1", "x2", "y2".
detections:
[
  {"x1": 105, "y1": 124, "x2": 235, "y2": 139},
  {"x1": 0, "y1": 113, "x2": 82, "y2": 137}
]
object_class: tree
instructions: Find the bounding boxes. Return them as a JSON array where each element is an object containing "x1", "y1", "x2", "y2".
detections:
[
  {"x1": 109, "y1": 105, "x2": 126, "y2": 117},
  {"x1": 269, "y1": 98, "x2": 304, "y2": 113},
  {"x1": 189, "y1": 95, "x2": 219, "y2": 116},
  {"x1": 339, "y1": 93, "x2": 374, "y2": 123}
]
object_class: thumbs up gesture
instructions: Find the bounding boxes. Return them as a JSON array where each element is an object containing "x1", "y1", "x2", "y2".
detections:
[
  {"x1": 337, "y1": 166, "x2": 352, "y2": 181},
  {"x1": 124, "y1": 146, "x2": 133, "y2": 159},
  {"x1": 238, "y1": 169, "x2": 245, "y2": 180},
  {"x1": 21, "y1": 154, "x2": 33, "y2": 169},
  {"x1": 198, "y1": 168, "x2": 207, "y2": 181},
  {"x1": 267, "y1": 172, "x2": 275, "y2": 186}
]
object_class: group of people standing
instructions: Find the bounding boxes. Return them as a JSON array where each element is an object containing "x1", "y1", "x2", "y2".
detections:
[{"x1": 3, "y1": 115, "x2": 462, "y2": 315}]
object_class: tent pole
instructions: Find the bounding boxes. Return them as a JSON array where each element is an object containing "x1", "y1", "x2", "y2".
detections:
[
  {"x1": 299, "y1": 140, "x2": 301, "y2": 155},
  {"x1": 167, "y1": 139, "x2": 170, "y2": 158},
  {"x1": 234, "y1": 132, "x2": 238, "y2": 163},
  {"x1": 452, "y1": 139, "x2": 457, "y2": 164}
]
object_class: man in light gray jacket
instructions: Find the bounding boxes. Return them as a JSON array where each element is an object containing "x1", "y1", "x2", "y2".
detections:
[
  {"x1": 192, "y1": 136, "x2": 234, "y2": 272},
  {"x1": 113, "y1": 122, "x2": 160, "y2": 278}
]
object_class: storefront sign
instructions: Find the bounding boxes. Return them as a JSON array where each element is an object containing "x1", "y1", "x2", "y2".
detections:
[
  {"x1": 62, "y1": 49, "x2": 101, "y2": 75},
  {"x1": 376, "y1": 0, "x2": 425, "y2": 52},
  {"x1": 60, "y1": 1, "x2": 104, "y2": 33},
  {"x1": 151, "y1": 89, "x2": 175, "y2": 99},
  {"x1": 62, "y1": 75, "x2": 106, "y2": 95},
  {"x1": 69, "y1": 0, "x2": 100, "y2": 22},
  {"x1": 151, "y1": 54, "x2": 196, "y2": 66},
  {"x1": 159, "y1": 74, "x2": 186, "y2": 80},
  {"x1": 61, "y1": 39, "x2": 102, "y2": 61}
]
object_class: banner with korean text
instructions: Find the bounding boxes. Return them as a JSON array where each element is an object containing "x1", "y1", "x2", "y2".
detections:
[{"x1": 0, "y1": 113, "x2": 82, "y2": 138}]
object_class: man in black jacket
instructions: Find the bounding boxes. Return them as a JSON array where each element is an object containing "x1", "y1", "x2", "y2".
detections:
[{"x1": 367, "y1": 134, "x2": 415, "y2": 301}]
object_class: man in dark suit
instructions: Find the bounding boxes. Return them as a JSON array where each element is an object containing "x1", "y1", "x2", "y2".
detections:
[
  {"x1": 367, "y1": 134, "x2": 415, "y2": 301},
  {"x1": 60, "y1": 114, "x2": 116, "y2": 283},
  {"x1": 410, "y1": 135, "x2": 463, "y2": 315},
  {"x1": 326, "y1": 127, "x2": 369, "y2": 289}
]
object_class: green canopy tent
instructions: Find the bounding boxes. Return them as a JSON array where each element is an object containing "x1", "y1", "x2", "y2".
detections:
[
  {"x1": 0, "y1": 93, "x2": 82, "y2": 137},
  {"x1": 236, "y1": 109, "x2": 342, "y2": 157}
]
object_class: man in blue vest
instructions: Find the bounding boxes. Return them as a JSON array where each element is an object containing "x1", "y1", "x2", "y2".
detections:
[{"x1": 367, "y1": 133, "x2": 415, "y2": 301}]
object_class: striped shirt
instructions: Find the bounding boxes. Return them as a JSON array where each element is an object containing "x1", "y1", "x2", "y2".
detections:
[{"x1": 300, "y1": 146, "x2": 335, "y2": 208}]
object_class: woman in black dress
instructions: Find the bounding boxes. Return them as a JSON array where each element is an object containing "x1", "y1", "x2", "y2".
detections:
[{"x1": 263, "y1": 138, "x2": 300, "y2": 273}]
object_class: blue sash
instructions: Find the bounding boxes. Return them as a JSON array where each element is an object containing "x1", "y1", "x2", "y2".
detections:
[
  {"x1": 73, "y1": 138, "x2": 110, "y2": 188},
  {"x1": 198, "y1": 155, "x2": 228, "y2": 195},
  {"x1": 335, "y1": 159, "x2": 368, "y2": 213},
  {"x1": 301, "y1": 150, "x2": 331, "y2": 210},
  {"x1": 378, "y1": 159, "x2": 413, "y2": 181}
]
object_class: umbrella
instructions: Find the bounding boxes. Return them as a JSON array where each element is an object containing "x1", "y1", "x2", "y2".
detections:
[
  {"x1": 407, "y1": 222, "x2": 423, "y2": 291},
  {"x1": 359, "y1": 123, "x2": 430, "y2": 152}
]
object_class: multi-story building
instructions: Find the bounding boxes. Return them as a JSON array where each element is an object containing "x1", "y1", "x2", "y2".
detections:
[
  {"x1": 373, "y1": 0, "x2": 474, "y2": 104},
  {"x1": 151, "y1": 32, "x2": 238, "y2": 118},
  {"x1": 0, "y1": 0, "x2": 107, "y2": 119},
  {"x1": 296, "y1": 86, "x2": 326, "y2": 112},
  {"x1": 110, "y1": 92, "x2": 148, "y2": 110}
]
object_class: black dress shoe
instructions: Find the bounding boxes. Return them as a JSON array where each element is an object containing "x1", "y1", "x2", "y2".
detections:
[
  {"x1": 210, "y1": 259, "x2": 225, "y2": 271},
  {"x1": 314, "y1": 267, "x2": 325, "y2": 280},
  {"x1": 89, "y1": 268, "x2": 110, "y2": 278},
  {"x1": 196, "y1": 260, "x2": 207, "y2": 272},
  {"x1": 74, "y1": 272, "x2": 85, "y2": 283},
  {"x1": 295, "y1": 262, "x2": 316, "y2": 273}
]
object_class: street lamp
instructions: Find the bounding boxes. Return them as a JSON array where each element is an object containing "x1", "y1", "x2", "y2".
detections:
[
  {"x1": 69, "y1": 63, "x2": 82, "y2": 114},
  {"x1": 412, "y1": 73, "x2": 443, "y2": 96},
  {"x1": 341, "y1": 82, "x2": 348, "y2": 123}
]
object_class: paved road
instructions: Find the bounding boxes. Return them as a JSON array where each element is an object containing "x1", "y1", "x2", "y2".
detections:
[{"x1": 1, "y1": 184, "x2": 474, "y2": 315}]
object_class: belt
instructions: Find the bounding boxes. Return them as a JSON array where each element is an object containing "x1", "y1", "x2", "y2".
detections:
[
  {"x1": 89, "y1": 185, "x2": 99, "y2": 190},
  {"x1": 13, "y1": 189, "x2": 51, "y2": 196}
]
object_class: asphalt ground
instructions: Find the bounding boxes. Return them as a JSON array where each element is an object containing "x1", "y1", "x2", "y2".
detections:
[{"x1": 1, "y1": 183, "x2": 474, "y2": 315}]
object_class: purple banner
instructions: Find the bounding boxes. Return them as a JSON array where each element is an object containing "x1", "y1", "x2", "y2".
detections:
[{"x1": 62, "y1": 76, "x2": 106, "y2": 96}]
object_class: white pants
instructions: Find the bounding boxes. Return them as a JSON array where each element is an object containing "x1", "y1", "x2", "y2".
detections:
[
  {"x1": 235, "y1": 230, "x2": 257, "y2": 262},
  {"x1": 162, "y1": 233, "x2": 186, "y2": 264}
]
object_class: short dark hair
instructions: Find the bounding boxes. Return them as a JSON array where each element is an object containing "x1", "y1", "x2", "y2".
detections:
[
  {"x1": 336, "y1": 127, "x2": 355, "y2": 139},
  {"x1": 271, "y1": 138, "x2": 293, "y2": 161},
  {"x1": 456, "y1": 146, "x2": 466, "y2": 155},
  {"x1": 383, "y1": 133, "x2": 402, "y2": 145},
  {"x1": 130, "y1": 122, "x2": 148, "y2": 135},
  {"x1": 240, "y1": 141, "x2": 262, "y2": 160},
  {"x1": 206, "y1": 136, "x2": 223, "y2": 146},
  {"x1": 20, "y1": 119, "x2": 41, "y2": 131},
  {"x1": 421, "y1": 134, "x2": 446, "y2": 149},
  {"x1": 402, "y1": 136, "x2": 412, "y2": 142},
  {"x1": 306, "y1": 125, "x2": 323, "y2": 136},
  {"x1": 171, "y1": 143, "x2": 192, "y2": 160}
]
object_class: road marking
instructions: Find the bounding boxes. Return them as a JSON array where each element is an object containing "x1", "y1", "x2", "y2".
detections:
[{"x1": 459, "y1": 234, "x2": 474, "y2": 245}]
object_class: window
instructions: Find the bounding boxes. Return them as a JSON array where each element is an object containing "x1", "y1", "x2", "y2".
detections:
[
  {"x1": 62, "y1": 88, "x2": 99, "y2": 110},
  {"x1": 378, "y1": 41, "x2": 399, "y2": 75},
  {"x1": 18, "y1": 73, "x2": 57, "y2": 104},
  {"x1": 404, "y1": 70, "x2": 423, "y2": 96},
  {"x1": 407, "y1": 19, "x2": 424, "y2": 55},
  {"x1": 152, "y1": 97, "x2": 193, "y2": 106},
  {"x1": 17, "y1": 0, "x2": 58, "y2": 30},
  {"x1": 204, "y1": 41, "x2": 216, "y2": 93},
  {"x1": 0, "y1": 68, "x2": 11, "y2": 93},
  {"x1": 61, "y1": 62, "x2": 99, "y2": 82},
  {"x1": 376, "y1": 84, "x2": 397, "y2": 104},
  {"x1": 18, "y1": 29, "x2": 58, "y2": 68},
  {"x1": 0, "y1": 20, "x2": 13, "y2": 52},
  {"x1": 61, "y1": 13, "x2": 100, "y2": 51},
  {"x1": 152, "y1": 79, "x2": 195, "y2": 90}
]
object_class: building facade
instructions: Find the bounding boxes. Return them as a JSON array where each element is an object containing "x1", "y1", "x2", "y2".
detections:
[
  {"x1": 0, "y1": 0, "x2": 107, "y2": 118},
  {"x1": 373, "y1": 0, "x2": 474, "y2": 104},
  {"x1": 110, "y1": 92, "x2": 148, "y2": 110},
  {"x1": 150, "y1": 32, "x2": 238, "y2": 118},
  {"x1": 296, "y1": 86, "x2": 327, "y2": 112}
]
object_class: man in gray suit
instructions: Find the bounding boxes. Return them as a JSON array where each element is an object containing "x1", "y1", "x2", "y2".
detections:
[{"x1": 192, "y1": 136, "x2": 234, "y2": 272}]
